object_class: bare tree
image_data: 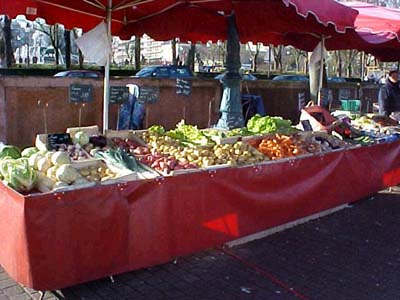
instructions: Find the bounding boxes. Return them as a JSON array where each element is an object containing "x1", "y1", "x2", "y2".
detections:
[
  {"x1": 64, "y1": 30, "x2": 71, "y2": 68},
  {"x1": 3, "y1": 16, "x2": 13, "y2": 67},
  {"x1": 34, "y1": 22, "x2": 61, "y2": 65},
  {"x1": 247, "y1": 42, "x2": 261, "y2": 72},
  {"x1": 185, "y1": 43, "x2": 196, "y2": 71},
  {"x1": 345, "y1": 49, "x2": 359, "y2": 77},
  {"x1": 218, "y1": 41, "x2": 226, "y2": 68},
  {"x1": 124, "y1": 39, "x2": 134, "y2": 64},
  {"x1": 292, "y1": 48, "x2": 307, "y2": 73},
  {"x1": 272, "y1": 45, "x2": 284, "y2": 72},
  {"x1": 134, "y1": 36, "x2": 141, "y2": 70},
  {"x1": 172, "y1": 38, "x2": 177, "y2": 65},
  {"x1": 73, "y1": 29, "x2": 84, "y2": 69}
]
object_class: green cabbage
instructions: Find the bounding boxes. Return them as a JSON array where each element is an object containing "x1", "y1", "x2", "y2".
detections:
[
  {"x1": 0, "y1": 145, "x2": 21, "y2": 160},
  {"x1": 21, "y1": 147, "x2": 39, "y2": 158},
  {"x1": 55, "y1": 164, "x2": 79, "y2": 184},
  {"x1": 50, "y1": 151, "x2": 71, "y2": 166},
  {"x1": 73, "y1": 131, "x2": 90, "y2": 146},
  {"x1": 0, "y1": 158, "x2": 37, "y2": 192}
]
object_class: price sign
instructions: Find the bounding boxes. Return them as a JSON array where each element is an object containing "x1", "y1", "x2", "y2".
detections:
[
  {"x1": 138, "y1": 86, "x2": 160, "y2": 104},
  {"x1": 110, "y1": 86, "x2": 129, "y2": 104},
  {"x1": 47, "y1": 133, "x2": 72, "y2": 150},
  {"x1": 69, "y1": 84, "x2": 94, "y2": 103},
  {"x1": 176, "y1": 78, "x2": 192, "y2": 96}
]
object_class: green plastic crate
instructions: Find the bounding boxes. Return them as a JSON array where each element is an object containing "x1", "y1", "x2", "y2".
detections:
[{"x1": 340, "y1": 99, "x2": 361, "y2": 112}]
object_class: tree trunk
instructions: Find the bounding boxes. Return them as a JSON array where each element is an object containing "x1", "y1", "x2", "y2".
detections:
[
  {"x1": 134, "y1": 36, "x2": 141, "y2": 70},
  {"x1": 64, "y1": 30, "x2": 71, "y2": 69},
  {"x1": 50, "y1": 25, "x2": 59, "y2": 65},
  {"x1": 185, "y1": 44, "x2": 196, "y2": 71},
  {"x1": 73, "y1": 29, "x2": 84, "y2": 69},
  {"x1": 359, "y1": 51, "x2": 364, "y2": 79},
  {"x1": 4, "y1": 16, "x2": 13, "y2": 68},
  {"x1": 172, "y1": 38, "x2": 177, "y2": 65},
  {"x1": 272, "y1": 46, "x2": 283, "y2": 73},
  {"x1": 337, "y1": 51, "x2": 342, "y2": 77},
  {"x1": 252, "y1": 44, "x2": 260, "y2": 73}
]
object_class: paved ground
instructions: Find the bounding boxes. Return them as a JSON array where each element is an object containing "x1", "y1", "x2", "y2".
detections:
[{"x1": 1, "y1": 190, "x2": 400, "y2": 300}]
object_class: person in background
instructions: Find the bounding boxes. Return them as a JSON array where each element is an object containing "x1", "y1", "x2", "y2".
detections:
[{"x1": 378, "y1": 70, "x2": 400, "y2": 116}]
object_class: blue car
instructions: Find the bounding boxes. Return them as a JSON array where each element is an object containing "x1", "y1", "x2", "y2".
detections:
[
  {"x1": 214, "y1": 73, "x2": 257, "y2": 81},
  {"x1": 134, "y1": 65, "x2": 194, "y2": 79},
  {"x1": 272, "y1": 75, "x2": 309, "y2": 81}
]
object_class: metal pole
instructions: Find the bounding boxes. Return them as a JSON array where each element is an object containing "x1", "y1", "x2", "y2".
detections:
[
  {"x1": 103, "y1": 0, "x2": 112, "y2": 133},
  {"x1": 317, "y1": 36, "x2": 325, "y2": 106},
  {"x1": 268, "y1": 45, "x2": 271, "y2": 78}
]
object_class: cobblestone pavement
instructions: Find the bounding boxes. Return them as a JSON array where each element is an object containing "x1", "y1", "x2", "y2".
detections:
[{"x1": 1, "y1": 191, "x2": 400, "y2": 300}]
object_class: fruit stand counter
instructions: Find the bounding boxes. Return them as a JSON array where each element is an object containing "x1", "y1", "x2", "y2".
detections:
[{"x1": 1, "y1": 141, "x2": 400, "y2": 291}]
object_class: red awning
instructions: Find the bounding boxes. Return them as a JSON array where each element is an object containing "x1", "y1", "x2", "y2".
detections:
[
  {"x1": 1, "y1": 0, "x2": 357, "y2": 46},
  {"x1": 316, "y1": 1, "x2": 400, "y2": 62}
]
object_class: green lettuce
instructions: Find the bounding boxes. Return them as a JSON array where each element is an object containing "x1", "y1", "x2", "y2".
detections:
[
  {"x1": 247, "y1": 114, "x2": 294, "y2": 134},
  {"x1": 166, "y1": 120, "x2": 213, "y2": 146},
  {"x1": 148, "y1": 125, "x2": 166, "y2": 135}
]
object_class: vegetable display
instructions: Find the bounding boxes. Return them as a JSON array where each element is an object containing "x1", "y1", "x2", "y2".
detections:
[
  {"x1": 247, "y1": 114, "x2": 295, "y2": 135},
  {"x1": 1, "y1": 114, "x2": 398, "y2": 194},
  {"x1": 139, "y1": 130, "x2": 266, "y2": 168}
]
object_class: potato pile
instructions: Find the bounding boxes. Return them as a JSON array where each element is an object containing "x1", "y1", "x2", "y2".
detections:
[
  {"x1": 139, "y1": 132, "x2": 267, "y2": 168},
  {"x1": 77, "y1": 163, "x2": 118, "y2": 182}
]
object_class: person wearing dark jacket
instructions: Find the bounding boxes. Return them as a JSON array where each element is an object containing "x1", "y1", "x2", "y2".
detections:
[{"x1": 378, "y1": 70, "x2": 400, "y2": 116}]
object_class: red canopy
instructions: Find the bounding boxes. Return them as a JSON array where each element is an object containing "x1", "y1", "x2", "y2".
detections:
[
  {"x1": 339, "y1": 2, "x2": 400, "y2": 62},
  {"x1": 1, "y1": 0, "x2": 357, "y2": 45},
  {"x1": 345, "y1": 1, "x2": 400, "y2": 45},
  {"x1": 313, "y1": 2, "x2": 400, "y2": 62}
]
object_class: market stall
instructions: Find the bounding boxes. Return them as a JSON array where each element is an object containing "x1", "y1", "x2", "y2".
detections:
[
  {"x1": 0, "y1": 113, "x2": 400, "y2": 291},
  {"x1": 2, "y1": 1, "x2": 400, "y2": 294}
]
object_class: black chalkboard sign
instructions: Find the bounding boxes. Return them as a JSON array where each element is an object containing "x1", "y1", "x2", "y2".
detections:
[
  {"x1": 301, "y1": 120, "x2": 313, "y2": 131},
  {"x1": 176, "y1": 78, "x2": 192, "y2": 96},
  {"x1": 110, "y1": 86, "x2": 129, "y2": 104},
  {"x1": 138, "y1": 86, "x2": 159, "y2": 104},
  {"x1": 47, "y1": 133, "x2": 72, "y2": 150},
  {"x1": 69, "y1": 84, "x2": 94, "y2": 103}
]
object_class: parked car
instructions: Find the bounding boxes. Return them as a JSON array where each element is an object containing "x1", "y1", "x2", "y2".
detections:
[
  {"x1": 272, "y1": 75, "x2": 309, "y2": 81},
  {"x1": 214, "y1": 73, "x2": 257, "y2": 81},
  {"x1": 134, "y1": 65, "x2": 194, "y2": 79},
  {"x1": 328, "y1": 77, "x2": 347, "y2": 83},
  {"x1": 54, "y1": 70, "x2": 103, "y2": 78}
]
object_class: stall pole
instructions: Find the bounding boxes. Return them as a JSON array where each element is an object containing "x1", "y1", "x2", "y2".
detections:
[
  {"x1": 103, "y1": 0, "x2": 112, "y2": 133},
  {"x1": 317, "y1": 36, "x2": 325, "y2": 106},
  {"x1": 208, "y1": 98, "x2": 213, "y2": 128}
]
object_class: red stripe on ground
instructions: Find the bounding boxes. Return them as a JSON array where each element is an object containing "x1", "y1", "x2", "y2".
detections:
[{"x1": 218, "y1": 247, "x2": 310, "y2": 300}]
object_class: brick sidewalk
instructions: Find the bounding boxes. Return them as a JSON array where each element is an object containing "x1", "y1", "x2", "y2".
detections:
[{"x1": 1, "y1": 191, "x2": 399, "y2": 300}]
